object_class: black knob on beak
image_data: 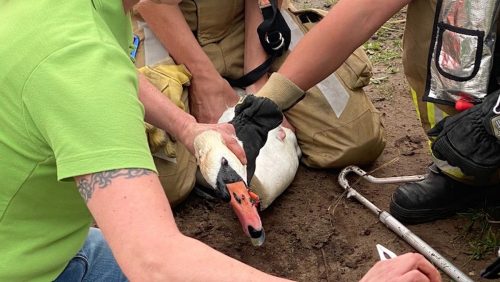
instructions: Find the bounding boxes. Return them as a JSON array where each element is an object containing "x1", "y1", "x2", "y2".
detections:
[{"x1": 215, "y1": 157, "x2": 244, "y2": 203}]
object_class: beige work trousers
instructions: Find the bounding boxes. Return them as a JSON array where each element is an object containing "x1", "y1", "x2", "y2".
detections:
[
  {"x1": 134, "y1": 0, "x2": 387, "y2": 204},
  {"x1": 177, "y1": 0, "x2": 385, "y2": 168}
]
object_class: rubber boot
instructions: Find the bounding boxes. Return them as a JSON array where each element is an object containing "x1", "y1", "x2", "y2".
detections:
[{"x1": 390, "y1": 164, "x2": 498, "y2": 224}]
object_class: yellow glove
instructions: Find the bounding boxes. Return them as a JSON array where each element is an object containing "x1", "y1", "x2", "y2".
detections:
[
  {"x1": 255, "y1": 72, "x2": 305, "y2": 111},
  {"x1": 139, "y1": 63, "x2": 191, "y2": 111},
  {"x1": 139, "y1": 63, "x2": 192, "y2": 158}
]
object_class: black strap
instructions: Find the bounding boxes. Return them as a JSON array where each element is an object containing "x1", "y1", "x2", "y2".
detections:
[
  {"x1": 225, "y1": 0, "x2": 291, "y2": 88},
  {"x1": 226, "y1": 56, "x2": 275, "y2": 88}
]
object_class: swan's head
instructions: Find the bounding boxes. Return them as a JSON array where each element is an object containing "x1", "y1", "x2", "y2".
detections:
[{"x1": 194, "y1": 130, "x2": 265, "y2": 246}]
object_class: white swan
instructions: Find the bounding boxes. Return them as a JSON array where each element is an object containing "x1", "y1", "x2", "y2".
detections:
[
  {"x1": 194, "y1": 104, "x2": 301, "y2": 246},
  {"x1": 194, "y1": 130, "x2": 265, "y2": 246},
  {"x1": 218, "y1": 106, "x2": 302, "y2": 210}
]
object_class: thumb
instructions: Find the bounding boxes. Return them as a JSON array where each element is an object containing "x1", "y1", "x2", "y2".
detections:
[{"x1": 224, "y1": 135, "x2": 247, "y2": 165}]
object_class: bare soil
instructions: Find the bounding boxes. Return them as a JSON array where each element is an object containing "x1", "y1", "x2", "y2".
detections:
[{"x1": 173, "y1": 2, "x2": 499, "y2": 281}]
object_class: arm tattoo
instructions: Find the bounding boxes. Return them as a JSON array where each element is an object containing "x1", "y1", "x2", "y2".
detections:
[{"x1": 77, "y1": 168, "x2": 152, "y2": 203}]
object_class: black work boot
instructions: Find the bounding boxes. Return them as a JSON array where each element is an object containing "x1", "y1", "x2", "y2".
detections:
[{"x1": 390, "y1": 164, "x2": 489, "y2": 224}]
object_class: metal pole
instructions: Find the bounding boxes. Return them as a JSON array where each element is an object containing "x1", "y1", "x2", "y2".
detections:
[{"x1": 338, "y1": 166, "x2": 473, "y2": 282}]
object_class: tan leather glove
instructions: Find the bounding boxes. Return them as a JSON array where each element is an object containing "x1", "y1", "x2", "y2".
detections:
[{"x1": 255, "y1": 72, "x2": 305, "y2": 111}]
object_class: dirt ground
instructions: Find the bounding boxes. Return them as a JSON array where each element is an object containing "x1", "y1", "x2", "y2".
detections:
[{"x1": 173, "y1": 2, "x2": 499, "y2": 281}]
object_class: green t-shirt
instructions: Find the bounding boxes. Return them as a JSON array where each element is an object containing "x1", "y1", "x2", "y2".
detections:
[{"x1": 0, "y1": 0, "x2": 156, "y2": 280}]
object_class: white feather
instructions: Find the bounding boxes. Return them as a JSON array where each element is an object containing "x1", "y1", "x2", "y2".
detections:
[
  {"x1": 218, "y1": 106, "x2": 301, "y2": 210},
  {"x1": 193, "y1": 130, "x2": 247, "y2": 189}
]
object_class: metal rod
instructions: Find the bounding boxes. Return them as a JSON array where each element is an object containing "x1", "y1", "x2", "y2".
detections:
[
  {"x1": 338, "y1": 166, "x2": 473, "y2": 282},
  {"x1": 341, "y1": 165, "x2": 427, "y2": 184}
]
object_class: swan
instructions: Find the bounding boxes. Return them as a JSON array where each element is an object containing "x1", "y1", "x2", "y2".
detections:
[
  {"x1": 194, "y1": 130, "x2": 265, "y2": 246},
  {"x1": 218, "y1": 106, "x2": 301, "y2": 210},
  {"x1": 194, "y1": 102, "x2": 301, "y2": 246}
]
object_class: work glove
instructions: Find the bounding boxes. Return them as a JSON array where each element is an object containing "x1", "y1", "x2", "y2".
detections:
[
  {"x1": 230, "y1": 95, "x2": 283, "y2": 183},
  {"x1": 255, "y1": 72, "x2": 305, "y2": 111},
  {"x1": 139, "y1": 63, "x2": 191, "y2": 158},
  {"x1": 428, "y1": 89, "x2": 500, "y2": 178}
]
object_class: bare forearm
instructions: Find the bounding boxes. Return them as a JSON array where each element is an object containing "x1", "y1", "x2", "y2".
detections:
[
  {"x1": 244, "y1": 0, "x2": 268, "y2": 92},
  {"x1": 279, "y1": 0, "x2": 410, "y2": 90},
  {"x1": 136, "y1": 2, "x2": 218, "y2": 77},
  {"x1": 76, "y1": 170, "x2": 290, "y2": 281},
  {"x1": 137, "y1": 1, "x2": 239, "y2": 124},
  {"x1": 161, "y1": 235, "x2": 292, "y2": 281},
  {"x1": 243, "y1": 0, "x2": 284, "y2": 93}
]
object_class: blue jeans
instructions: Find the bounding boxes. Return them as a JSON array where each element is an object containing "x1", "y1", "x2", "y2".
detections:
[{"x1": 54, "y1": 228, "x2": 128, "y2": 282}]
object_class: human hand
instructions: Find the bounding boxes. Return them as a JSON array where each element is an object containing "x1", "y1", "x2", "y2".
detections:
[
  {"x1": 189, "y1": 74, "x2": 240, "y2": 123},
  {"x1": 360, "y1": 253, "x2": 441, "y2": 282},
  {"x1": 179, "y1": 120, "x2": 247, "y2": 165},
  {"x1": 428, "y1": 90, "x2": 500, "y2": 178},
  {"x1": 230, "y1": 95, "x2": 283, "y2": 183}
]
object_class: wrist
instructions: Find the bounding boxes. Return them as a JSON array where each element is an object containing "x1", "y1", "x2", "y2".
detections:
[
  {"x1": 255, "y1": 72, "x2": 304, "y2": 111},
  {"x1": 245, "y1": 75, "x2": 268, "y2": 94},
  {"x1": 176, "y1": 115, "x2": 197, "y2": 151},
  {"x1": 189, "y1": 62, "x2": 220, "y2": 81},
  {"x1": 189, "y1": 68, "x2": 225, "y2": 96}
]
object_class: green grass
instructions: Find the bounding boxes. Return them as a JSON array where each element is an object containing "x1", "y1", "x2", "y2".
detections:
[
  {"x1": 456, "y1": 210, "x2": 500, "y2": 260},
  {"x1": 362, "y1": 16, "x2": 405, "y2": 100},
  {"x1": 363, "y1": 15, "x2": 405, "y2": 85}
]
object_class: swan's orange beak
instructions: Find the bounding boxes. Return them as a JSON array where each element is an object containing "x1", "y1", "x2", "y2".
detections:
[{"x1": 226, "y1": 181, "x2": 265, "y2": 246}]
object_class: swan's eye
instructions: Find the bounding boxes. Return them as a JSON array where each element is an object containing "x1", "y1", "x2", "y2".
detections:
[{"x1": 221, "y1": 157, "x2": 228, "y2": 166}]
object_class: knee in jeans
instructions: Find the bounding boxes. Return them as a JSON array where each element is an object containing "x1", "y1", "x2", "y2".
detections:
[
  {"x1": 54, "y1": 255, "x2": 88, "y2": 281},
  {"x1": 84, "y1": 227, "x2": 108, "y2": 253}
]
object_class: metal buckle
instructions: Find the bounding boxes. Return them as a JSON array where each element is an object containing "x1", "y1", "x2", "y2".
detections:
[
  {"x1": 265, "y1": 32, "x2": 284, "y2": 51},
  {"x1": 493, "y1": 94, "x2": 500, "y2": 115}
]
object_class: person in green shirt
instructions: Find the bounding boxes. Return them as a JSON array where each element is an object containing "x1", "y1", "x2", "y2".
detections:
[
  {"x1": 0, "y1": 0, "x2": 440, "y2": 280},
  {"x1": 0, "y1": 0, "x2": 273, "y2": 280}
]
